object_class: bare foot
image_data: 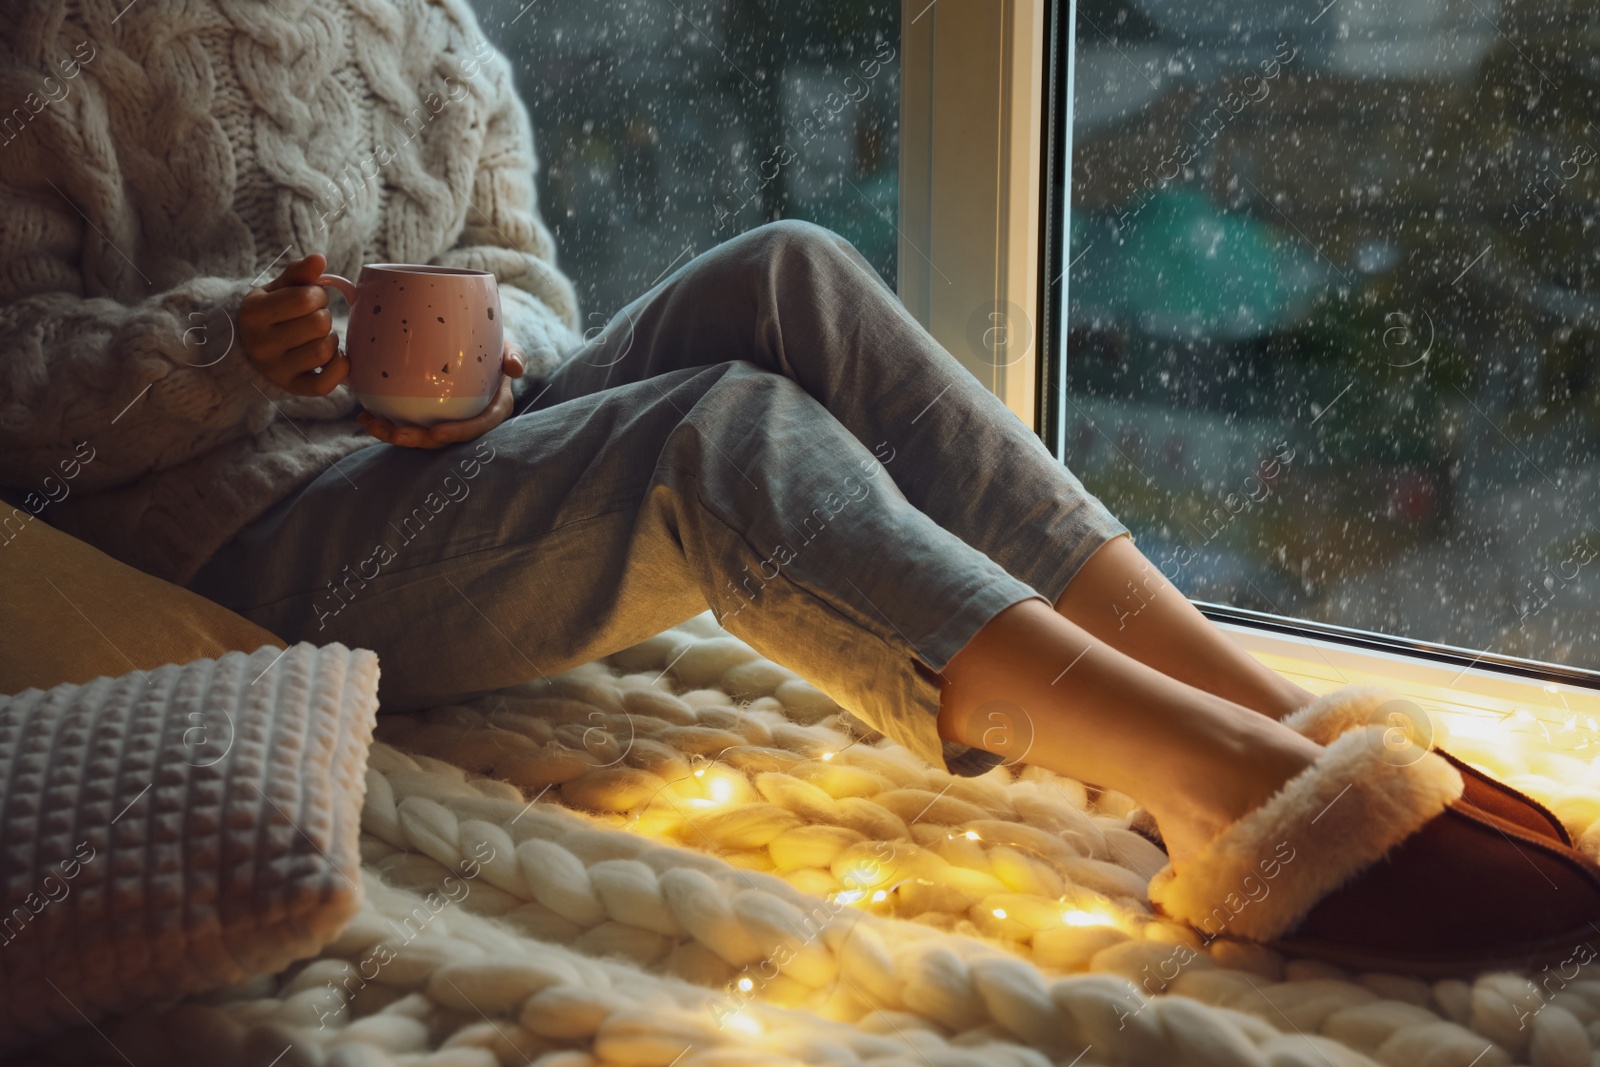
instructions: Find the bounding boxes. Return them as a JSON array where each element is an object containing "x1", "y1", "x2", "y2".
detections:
[
  {"x1": 1256, "y1": 675, "x2": 1322, "y2": 720},
  {"x1": 935, "y1": 598, "x2": 1324, "y2": 871},
  {"x1": 1137, "y1": 708, "x2": 1323, "y2": 870}
]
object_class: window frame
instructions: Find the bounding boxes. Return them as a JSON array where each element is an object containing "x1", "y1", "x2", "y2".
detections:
[{"x1": 897, "y1": 0, "x2": 1048, "y2": 426}]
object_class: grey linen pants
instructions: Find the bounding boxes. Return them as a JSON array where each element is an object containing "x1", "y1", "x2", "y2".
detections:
[{"x1": 186, "y1": 221, "x2": 1128, "y2": 774}]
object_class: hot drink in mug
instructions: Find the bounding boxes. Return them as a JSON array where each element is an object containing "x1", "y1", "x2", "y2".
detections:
[{"x1": 316, "y1": 263, "x2": 504, "y2": 427}]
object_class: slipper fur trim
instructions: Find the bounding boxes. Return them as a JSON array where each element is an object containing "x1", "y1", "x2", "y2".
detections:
[
  {"x1": 1281, "y1": 684, "x2": 1410, "y2": 745},
  {"x1": 1147, "y1": 725, "x2": 1463, "y2": 943}
]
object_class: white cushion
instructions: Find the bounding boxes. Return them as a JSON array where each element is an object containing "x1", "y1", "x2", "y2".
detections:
[{"x1": 0, "y1": 642, "x2": 379, "y2": 1049}]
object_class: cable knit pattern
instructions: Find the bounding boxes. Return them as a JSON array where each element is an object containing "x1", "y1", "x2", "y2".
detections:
[{"x1": 0, "y1": 0, "x2": 583, "y2": 585}]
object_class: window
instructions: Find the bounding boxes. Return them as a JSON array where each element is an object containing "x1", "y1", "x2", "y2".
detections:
[
  {"x1": 1057, "y1": 0, "x2": 1600, "y2": 672},
  {"x1": 466, "y1": 0, "x2": 900, "y2": 325}
]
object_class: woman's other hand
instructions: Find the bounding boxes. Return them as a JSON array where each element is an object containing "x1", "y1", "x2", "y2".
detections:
[
  {"x1": 239, "y1": 253, "x2": 349, "y2": 397},
  {"x1": 356, "y1": 339, "x2": 527, "y2": 448}
]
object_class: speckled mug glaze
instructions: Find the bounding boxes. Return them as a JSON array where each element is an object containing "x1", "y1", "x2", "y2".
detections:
[{"x1": 316, "y1": 264, "x2": 504, "y2": 427}]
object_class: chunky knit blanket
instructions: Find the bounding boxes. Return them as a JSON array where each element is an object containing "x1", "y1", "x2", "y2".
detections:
[{"x1": 21, "y1": 612, "x2": 1600, "y2": 1067}]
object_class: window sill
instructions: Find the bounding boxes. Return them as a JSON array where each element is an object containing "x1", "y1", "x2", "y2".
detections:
[{"x1": 1208, "y1": 603, "x2": 1600, "y2": 779}]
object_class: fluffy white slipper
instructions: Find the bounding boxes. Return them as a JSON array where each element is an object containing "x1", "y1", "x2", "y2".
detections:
[
  {"x1": 1147, "y1": 724, "x2": 1462, "y2": 943},
  {"x1": 1281, "y1": 683, "x2": 1574, "y2": 848},
  {"x1": 1128, "y1": 686, "x2": 1415, "y2": 856}
]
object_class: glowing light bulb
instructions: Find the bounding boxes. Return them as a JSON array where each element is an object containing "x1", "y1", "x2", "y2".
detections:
[
  {"x1": 843, "y1": 866, "x2": 878, "y2": 888},
  {"x1": 1062, "y1": 909, "x2": 1115, "y2": 927},
  {"x1": 693, "y1": 768, "x2": 706, "y2": 777},
  {"x1": 833, "y1": 890, "x2": 865, "y2": 905},
  {"x1": 737, "y1": 977, "x2": 754, "y2": 992},
  {"x1": 870, "y1": 890, "x2": 887, "y2": 902},
  {"x1": 821, "y1": 752, "x2": 835, "y2": 761},
  {"x1": 708, "y1": 776, "x2": 735, "y2": 804},
  {"x1": 964, "y1": 831, "x2": 980, "y2": 841},
  {"x1": 992, "y1": 908, "x2": 1007, "y2": 919},
  {"x1": 1440, "y1": 714, "x2": 1499, "y2": 741}
]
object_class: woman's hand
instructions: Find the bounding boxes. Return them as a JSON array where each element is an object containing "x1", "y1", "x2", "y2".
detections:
[
  {"x1": 357, "y1": 340, "x2": 527, "y2": 448},
  {"x1": 239, "y1": 253, "x2": 349, "y2": 397}
]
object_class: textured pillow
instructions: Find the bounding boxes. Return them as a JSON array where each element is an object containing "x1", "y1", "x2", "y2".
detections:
[
  {"x1": 0, "y1": 641, "x2": 379, "y2": 1050},
  {"x1": 0, "y1": 517, "x2": 286, "y2": 696}
]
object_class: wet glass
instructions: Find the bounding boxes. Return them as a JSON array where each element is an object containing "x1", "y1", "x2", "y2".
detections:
[
  {"x1": 466, "y1": 0, "x2": 900, "y2": 327},
  {"x1": 1064, "y1": 0, "x2": 1600, "y2": 666}
]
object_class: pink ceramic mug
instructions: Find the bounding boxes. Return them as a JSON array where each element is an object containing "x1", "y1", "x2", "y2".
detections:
[{"x1": 315, "y1": 263, "x2": 504, "y2": 427}]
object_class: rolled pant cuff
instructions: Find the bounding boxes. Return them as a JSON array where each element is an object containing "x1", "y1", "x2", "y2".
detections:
[
  {"x1": 898, "y1": 576, "x2": 1052, "y2": 778},
  {"x1": 1025, "y1": 516, "x2": 1133, "y2": 612},
  {"x1": 896, "y1": 515, "x2": 1132, "y2": 779}
]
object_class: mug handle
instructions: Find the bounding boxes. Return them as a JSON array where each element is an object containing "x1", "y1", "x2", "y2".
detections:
[{"x1": 315, "y1": 273, "x2": 359, "y2": 309}]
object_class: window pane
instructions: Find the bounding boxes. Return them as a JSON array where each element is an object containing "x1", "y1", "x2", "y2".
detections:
[
  {"x1": 466, "y1": 0, "x2": 900, "y2": 325},
  {"x1": 1063, "y1": 0, "x2": 1600, "y2": 665}
]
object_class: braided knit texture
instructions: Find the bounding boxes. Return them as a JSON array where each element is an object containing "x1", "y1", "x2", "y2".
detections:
[
  {"x1": 0, "y1": 0, "x2": 582, "y2": 585},
  {"x1": 21, "y1": 611, "x2": 1600, "y2": 1067}
]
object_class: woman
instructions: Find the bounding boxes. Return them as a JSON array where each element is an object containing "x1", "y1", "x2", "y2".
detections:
[{"x1": 2, "y1": 0, "x2": 1595, "y2": 975}]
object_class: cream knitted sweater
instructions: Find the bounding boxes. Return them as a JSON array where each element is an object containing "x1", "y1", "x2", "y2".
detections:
[{"x1": 0, "y1": 0, "x2": 583, "y2": 586}]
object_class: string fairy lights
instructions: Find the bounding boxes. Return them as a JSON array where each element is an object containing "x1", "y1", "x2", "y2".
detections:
[{"x1": 315, "y1": 615, "x2": 1600, "y2": 1067}]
